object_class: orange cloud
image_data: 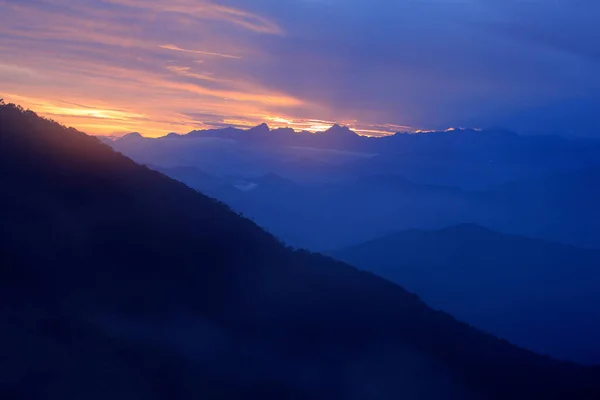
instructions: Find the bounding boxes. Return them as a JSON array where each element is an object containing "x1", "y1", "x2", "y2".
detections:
[
  {"x1": 103, "y1": 0, "x2": 283, "y2": 34},
  {"x1": 165, "y1": 66, "x2": 223, "y2": 82},
  {"x1": 0, "y1": 0, "x2": 409, "y2": 137},
  {"x1": 159, "y1": 44, "x2": 242, "y2": 59}
]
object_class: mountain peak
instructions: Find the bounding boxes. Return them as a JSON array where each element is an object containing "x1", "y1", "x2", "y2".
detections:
[
  {"x1": 119, "y1": 132, "x2": 144, "y2": 141},
  {"x1": 272, "y1": 127, "x2": 295, "y2": 136},
  {"x1": 248, "y1": 123, "x2": 270, "y2": 135},
  {"x1": 328, "y1": 123, "x2": 345, "y2": 131},
  {"x1": 323, "y1": 124, "x2": 357, "y2": 137}
]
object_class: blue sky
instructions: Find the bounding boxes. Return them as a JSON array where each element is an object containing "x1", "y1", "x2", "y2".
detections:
[{"x1": 1, "y1": 0, "x2": 598, "y2": 136}]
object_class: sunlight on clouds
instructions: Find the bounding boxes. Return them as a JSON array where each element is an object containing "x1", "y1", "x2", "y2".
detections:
[
  {"x1": 262, "y1": 116, "x2": 337, "y2": 133},
  {"x1": 47, "y1": 107, "x2": 143, "y2": 121},
  {"x1": 165, "y1": 66, "x2": 223, "y2": 83},
  {"x1": 2, "y1": 93, "x2": 153, "y2": 134},
  {"x1": 3, "y1": 94, "x2": 131, "y2": 119},
  {"x1": 159, "y1": 44, "x2": 242, "y2": 59},
  {"x1": 158, "y1": 80, "x2": 303, "y2": 107},
  {"x1": 0, "y1": 63, "x2": 43, "y2": 79},
  {"x1": 103, "y1": 0, "x2": 283, "y2": 34},
  {"x1": 0, "y1": 0, "x2": 409, "y2": 137},
  {"x1": 0, "y1": 0, "x2": 299, "y2": 136},
  {"x1": 208, "y1": 3, "x2": 284, "y2": 35},
  {"x1": 351, "y1": 123, "x2": 414, "y2": 136}
]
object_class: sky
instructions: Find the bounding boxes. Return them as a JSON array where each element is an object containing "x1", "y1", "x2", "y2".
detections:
[{"x1": 1, "y1": 0, "x2": 599, "y2": 137}]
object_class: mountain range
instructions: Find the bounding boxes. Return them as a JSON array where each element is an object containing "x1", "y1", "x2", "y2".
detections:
[
  {"x1": 141, "y1": 163, "x2": 600, "y2": 251},
  {"x1": 332, "y1": 224, "x2": 600, "y2": 364},
  {"x1": 3, "y1": 102, "x2": 600, "y2": 398},
  {"x1": 108, "y1": 123, "x2": 600, "y2": 188},
  {"x1": 104, "y1": 122, "x2": 600, "y2": 250}
]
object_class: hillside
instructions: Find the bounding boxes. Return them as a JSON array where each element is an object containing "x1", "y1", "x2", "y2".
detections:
[
  {"x1": 1, "y1": 102, "x2": 599, "y2": 399},
  {"x1": 332, "y1": 224, "x2": 600, "y2": 363}
]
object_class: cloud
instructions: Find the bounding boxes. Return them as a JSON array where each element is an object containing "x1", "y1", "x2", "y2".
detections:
[
  {"x1": 0, "y1": 63, "x2": 43, "y2": 80},
  {"x1": 222, "y1": 0, "x2": 600, "y2": 132},
  {"x1": 165, "y1": 66, "x2": 223, "y2": 82},
  {"x1": 477, "y1": 0, "x2": 600, "y2": 63},
  {"x1": 103, "y1": 0, "x2": 283, "y2": 34},
  {"x1": 0, "y1": 0, "x2": 303, "y2": 136},
  {"x1": 1, "y1": 0, "x2": 599, "y2": 136},
  {"x1": 158, "y1": 44, "x2": 241, "y2": 59}
]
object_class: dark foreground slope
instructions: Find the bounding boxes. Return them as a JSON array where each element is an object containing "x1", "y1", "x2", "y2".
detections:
[
  {"x1": 332, "y1": 225, "x2": 600, "y2": 364},
  {"x1": 1, "y1": 103, "x2": 599, "y2": 399}
]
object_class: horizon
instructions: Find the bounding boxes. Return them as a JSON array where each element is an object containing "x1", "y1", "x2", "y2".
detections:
[
  {"x1": 2, "y1": 0, "x2": 599, "y2": 138},
  {"x1": 96, "y1": 121, "x2": 486, "y2": 139}
]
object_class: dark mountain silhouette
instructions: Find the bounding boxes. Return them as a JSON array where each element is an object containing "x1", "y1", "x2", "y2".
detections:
[
  {"x1": 163, "y1": 132, "x2": 184, "y2": 139},
  {"x1": 119, "y1": 131, "x2": 144, "y2": 141},
  {"x1": 248, "y1": 122, "x2": 271, "y2": 136},
  {"x1": 322, "y1": 124, "x2": 355, "y2": 136},
  {"x1": 271, "y1": 127, "x2": 296, "y2": 136},
  {"x1": 2, "y1": 101, "x2": 600, "y2": 399},
  {"x1": 316, "y1": 124, "x2": 360, "y2": 141},
  {"x1": 110, "y1": 123, "x2": 600, "y2": 190},
  {"x1": 186, "y1": 126, "x2": 244, "y2": 140},
  {"x1": 332, "y1": 224, "x2": 600, "y2": 363}
]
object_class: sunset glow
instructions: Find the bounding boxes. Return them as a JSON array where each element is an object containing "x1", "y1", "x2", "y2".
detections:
[
  {"x1": 3, "y1": 0, "x2": 598, "y2": 137},
  {"x1": 0, "y1": 0, "x2": 413, "y2": 137}
]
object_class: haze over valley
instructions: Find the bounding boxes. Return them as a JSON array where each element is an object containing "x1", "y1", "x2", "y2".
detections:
[
  {"x1": 2, "y1": 0, "x2": 600, "y2": 398},
  {"x1": 108, "y1": 124, "x2": 600, "y2": 252}
]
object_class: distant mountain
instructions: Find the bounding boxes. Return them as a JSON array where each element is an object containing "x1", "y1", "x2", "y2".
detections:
[
  {"x1": 3, "y1": 102, "x2": 600, "y2": 398},
  {"x1": 150, "y1": 167, "x2": 510, "y2": 251},
  {"x1": 96, "y1": 135, "x2": 119, "y2": 144},
  {"x1": 311, "y1": 124, "x2": 363, "y2": 147},
  {"x1": 186, "y1": 126, "x2": 245, "y2": 140},
  {"x1": 173, "y1": 171, "x2": 488, "y2": 250},
  {"x1": 485, "y1": 167, "x2": 600, "y2": 248},
  {"x1": 149, "y1": 165, "x2": 226, "y2": 195},
  {"x1": 162, "y1": 132, "x2": 183, "y2": 139},
  {"x1": 332, "y1": 224, "x2": 600, "y2": 363},
  {"x1": 248, "y1": 122, "x2": 270, "y2": 136},
  {"x1": 153, "y1": 160, "x2": 600, "y2": 251},
  {"x1": 118, "y1": 131, "x2": 144, "y2": 141},
  {"x1": 150, "y1": 122, "x2": 364, "y2": 150},
  {"x1": 110, "y1": 123, "x2": 600, "y2": 189}
]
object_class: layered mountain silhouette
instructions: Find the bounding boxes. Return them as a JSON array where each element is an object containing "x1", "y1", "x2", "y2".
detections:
[
  {"x1": 137, "y1": 160, "x2": 600, "y2": 251},
  {"x1": 110, "y1": 120, "x2": 600, "y2": 191},
  {"x1": 164, "y1": 123, "x2": 362, "y2": 148},
  {"x1": 2, "y1": 102, "x2": 600, "y2": 399},
  {"x1": 332, "y1": 224, "x2": 600, "y2": 364},
  {"x1": 131, "y1": 163, "x2": 600, "y2": 252},
  {"x1": 147, "y1": 169, "x2": 493, "y2": 250}
]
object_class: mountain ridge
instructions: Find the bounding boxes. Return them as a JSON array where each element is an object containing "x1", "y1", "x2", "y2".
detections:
[
  {"x1": 128, "y1": 123, "x2": 519, "y2": 142},
  {"x1": 332, "y1": 224, "x2": 600, "y2": 363}
]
